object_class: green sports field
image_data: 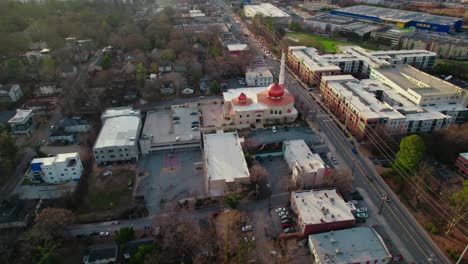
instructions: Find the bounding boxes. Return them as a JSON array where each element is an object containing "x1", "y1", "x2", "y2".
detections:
[{"x1": 283, "y1": 32, "x2": 376, "y2": 53}]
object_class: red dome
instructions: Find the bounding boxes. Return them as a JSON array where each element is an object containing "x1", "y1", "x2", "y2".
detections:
[
  {"x1": 267, "y1": 82, "x2": 284, "y2": 98},
  {"x1": 238, "y1": 92, "x2": 247, "y2": 102}
]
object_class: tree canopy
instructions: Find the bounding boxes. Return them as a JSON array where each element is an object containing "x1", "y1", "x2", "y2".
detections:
[
  {"x1": 393, "y1": 134, "x2": 425, "y2": 172},
  {"x1": 115, "y1": 227, "x2": 135, "y2": 245},
  {"x1": 209, "y1": 80, "x2": 221, "y2": 95}
]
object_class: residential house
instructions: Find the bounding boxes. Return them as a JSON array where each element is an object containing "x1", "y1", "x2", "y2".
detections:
[{"x1": 0, "y1": 84, "x2": 23, "y2": 105}]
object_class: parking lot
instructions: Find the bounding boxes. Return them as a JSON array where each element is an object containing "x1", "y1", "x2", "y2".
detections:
[
  {"x1": 137, "y1": 150, "x2": 204, "y2": 214},
  {"x1": 248, "y1": 125, "x2": 321, "y2": 146}
]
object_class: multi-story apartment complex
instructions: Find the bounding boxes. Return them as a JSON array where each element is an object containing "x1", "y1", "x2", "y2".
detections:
[
  {"x1": 93, "y1": 107, "x2": 142, "y2": 164},
  {"x1": 455, "y1": 153, "x2": 468, "y2": 176},
  {"x1": 30, "y1": 153, "x2": 83, "y2": 184},
  {"x1": 401, "y1": 32, "x2": 468, "y2": 60},
  {"x1": 320, "y1": 72, "x2": 465, "y2": 139},
  {"x1": 287, "y1": 46, "x2": 341, "y2": 87},
  {"x1": 287, "y1": 45, "x2": 436, "y2": 87}
]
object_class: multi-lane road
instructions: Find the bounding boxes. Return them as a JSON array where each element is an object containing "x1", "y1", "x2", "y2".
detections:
[{"x1": 222, "y1": 2, "x2": 451, "y2": 263}]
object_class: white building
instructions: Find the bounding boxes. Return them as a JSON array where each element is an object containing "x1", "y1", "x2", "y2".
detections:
[
  {"x1": 8, "y1": 109, "x2": 35, "y2": 135},
  {"x1": 0, "y1": 84, "x2": 23, "y2": 105},
  {"x1": 30, "y1": 153, "x2": 83, "y2": 184},
  {"x1": 283, "y1": 140, "x2": 328, "y2": 188},
  {"x1": 38, "y1": 83, "x2": 62, "y2": 96},
  {"x1": 244, "y1": 3, "x2": 291, "y2": 24},
  {"x1": 291, "y1": 189, "x2": 355, "y2": 235},
  {"x1": 203, "y1": 131, "x2": 250, "y2": 197},
  {"x1": 223, "y1": 51, "x2": 298, "y2": 128},
  {"x1": 93, "y1": 107, "x2": 141, "y2": 164},
  {"x1": 308, "y1": 227, "x2": 392, "y2": 264},
  {"x1": 245, "y1": 67, "x2": 274, "y2": 87}
]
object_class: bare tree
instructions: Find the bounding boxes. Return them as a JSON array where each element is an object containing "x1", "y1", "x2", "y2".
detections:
[
  {"x1": 30, "y1": 208, "x2": 75, "y2": 240},
  {"x1": 324, "y1": 169, "x2": 353, "y2": 194},
  {"x1": 250, "y1": 164, "x2": 268, "y2": 183}
]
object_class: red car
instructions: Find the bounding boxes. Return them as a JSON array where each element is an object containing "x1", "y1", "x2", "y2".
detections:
[
  {"x1": 211, "y1": 211, "x2": 220, "y2": 218},
  {"x1": 281, "y1": 223, "x2": 292, "y2": 229}
]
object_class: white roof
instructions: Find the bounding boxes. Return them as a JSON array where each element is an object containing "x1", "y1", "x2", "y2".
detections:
[
  {"x1": 203, "y1": 131, "x2": 250, "y2": 185},
  {"x1": 292, "y1": 189, "x2": 355, "y2": 225},
  {"x1": 460, "y1": 153, "x2": 468, "y2": 160},
  {"x1": 32, "y1": 152, "x2": 79, "y2": 166},
  {"x1": 8, "y1": 109, "x2": 34, "y2": 124},
  {"x1": 284, "y1": 140, "x2": 324, "y2": 173},
  {"x1": 244, "y1": 3, "x2": 290, "y2": 18},
  {"x1": 227, "y1": 44, "x2": 249, "y2": 51},
  {"x1": 309, "y1": 227, "x2": 392, "y2": 264},
  {"x1": 288, "y1": 46, "x2": 341, "y2": 72},
  {"x1": 94, "y1": 107, "x2": 141, "y2": 149},
  {"x1": 246, "y1": 67, "x2": 273, "y2": 79}
]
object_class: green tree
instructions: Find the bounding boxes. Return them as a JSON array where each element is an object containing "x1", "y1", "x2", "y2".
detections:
[
  {"x1": 38, "y1": 57, "x2": 56, "y2": 81},
  {"x1": 115, "y1": 227, "x2": 135, "y2": 245},
  {"x1": 101, "y1": 53, "x2": 112, "y2": 70},
  {"x1": 393, "y1": 134, "x2": 425, "y2": 172},
  {"x1": 36, "y1": 240, "x2": 59, "y2": 264},
  {"x1": 136, "y1": 63, "x2": 147, "y2": 87},
  {"x1": 446, "y1": 180, "x2": 468, "y2": 235},
  {"x1": 160, "y1": 49, "x2": 176, "y2": 61},
  {"x1": 225, "y1": 194, "x2": 239, "y2": 209},
  {"x1": 4, "y1": 58, "x2": 25, "y2": 81},
  {"x1": 209, "y1": 46, "x2": 221, "y2": 57},
  {"x1": 131, "y1": 244, "x2": 159, "y2": 264},
  {"x1": 288, "y1": 22, "x2": 301, "y2": 31},
  {"x1": 210, "y1": 80, "x2": 221, "y2": 95}
]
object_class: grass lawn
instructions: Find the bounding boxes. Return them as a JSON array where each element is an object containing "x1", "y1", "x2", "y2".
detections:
[
  {"x1": 77, "y1": 169, "x2": 134, "y2": 222},
  {"x1": 283, "y1": 32, "x2": 376, "y2": 53}
]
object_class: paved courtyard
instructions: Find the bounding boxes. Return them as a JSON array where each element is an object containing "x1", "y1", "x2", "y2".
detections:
[
  {"x1": 261, "y1": 156, "x2": 291, "y2": 194},
  {"x1": 137, "y1": 150, "x2": 205, "y2": 214},
  {"x1": 248, "y1": 125, "x2": 321, "y2": 146}
]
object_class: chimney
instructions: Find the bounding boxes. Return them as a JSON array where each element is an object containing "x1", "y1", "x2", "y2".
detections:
[{"x1": 279, "y1": 49, "x2": 286, "y2": 86}]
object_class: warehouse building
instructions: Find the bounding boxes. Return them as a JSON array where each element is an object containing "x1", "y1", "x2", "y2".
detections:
[
  {"x1": 139, "y1": 103, "x2": 201, "y2": 154},
  {"x1": 243, "y1": 3, "x2": 291, "y2": 24},
  {"x1": 283, "y1": 140, "x2": 328, "y2": 189},
  {"x1": 308, "y1": 227, "x2": 392, "y2": 264},
  {"x1": 331, "y1": 5, "x2": 463, "y2": 33},
  {"x1": 93, "y1": 107, "x2": 141, "y2": 164},
  {"x1": 291, "y1": 189, "x2": 355, "y2": 235},
  {"x1": 245, "y1": 67, "x2": 274, "y2": 87},
  {"x1": 203, "y1": 131, "x2": 250, "y2": 197}
]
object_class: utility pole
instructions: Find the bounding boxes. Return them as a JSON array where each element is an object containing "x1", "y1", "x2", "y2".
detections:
[
  {"x1": 378, "y1": 193, "x2": 388, "y2": 215},
  {"x1": 267, "y1": 183, "x2": 272, "y2": 215},
  {"x1": 351, "y1": 159, "x2": 357, "y2": 178}
]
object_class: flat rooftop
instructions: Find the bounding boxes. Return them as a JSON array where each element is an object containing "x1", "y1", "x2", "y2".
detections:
[
  {"x1": 289, "y1": 46, "x2": 341, "y2": 72},
  {"x1": 31, "y1": 152, "x2": 79, "y2": 167},
  {"x1": 376, "y1": 65, "x2": 461, "y2": 96},
  {"x1": 94, "y1": 107, "x2": 141, "y2": 149},
  {"x1": 246, "y1": 67, "x2": 273, "y2": 79},
  {"x1": 86, "y1": 244, "x2": 118, "y2": 263},
  {"x1": 403, "y1": 32, "x2": 468, "y2": 45},
  {"x1": 334, "y1": 5, "x2": 462, "y2": 26},
  {"x1": 308, "y1": 13, "x2": 354, "y2": 24},
  {"x1": 292, "y1": 189, "x2": 355, "y2": 225},
  {"x1": 141, "y1": 103, "x2": 201, "y2": 144},
  {"x1": 284, "y1": 140, "x2": 325, "y2": 173},
  {"x1": 244, "y1": 3, "x2": 290, "y2": 18},
  {"x1": 204, "y1": 131, "x2": 250, "y2": 187},
  {"x1": 309, "y1": 227, "x2": 392, "y2": 263},
  {"x1": 328, "y1": 79, "x2": 405, "y2": 120},
  {"x1": 8, "y1": 109, "x2": 33, "y2": 124},
  {"x1": 227, "y1": 44, "x2": 249, "y2": 51}
]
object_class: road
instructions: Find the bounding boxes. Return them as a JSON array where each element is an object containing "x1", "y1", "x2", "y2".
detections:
[
  {"x1": 0, "y1": 149, "x2": 35, "y2": 202},
  {"x1": 221, "y1": 2, "x2": 451, "y2": 263}
]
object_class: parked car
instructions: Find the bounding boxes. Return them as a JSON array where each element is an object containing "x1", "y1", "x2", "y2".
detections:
[
  {"x1": 355, "y1": 217, "x2": 366, "y2": 223},
  {"x1": 99, "y1": 231, "x2": 109, "y2": 237},
  {"x1": 356, "y1": 212, "x2": 368, "y2": 218},
  {"x1": 281, "y1": 223, "x2": 292, "y2": 228},
  {"x1": 241, "y1": 225, "x2": 253, "y2": 232},
  {"x1": 272, "y1": 126, "x2": 277, "y2": 133},
  {"x1": 283, "y1": 227, "x2": 295, "y2": 233},
  {"x1": 348, "y1": 200, "x2": 358, "y2": 205},
  {"x1": 211, "y1": 211, "x2": 220, "y2": 217},
  {"x1": 298, "y1": 239, "x2": 308, "y2": 247},
  {"x1": 275, "y1": 207, "x2": 286, "y2": 213},
  {"x1": 356, "y1": 207, "x2": 368, "y2": 213},
  {"x1": 280, "y1": 215, "x2": 290, "y2": 220},
  {"x1": 102, "y1": 171, "x2": 113, "y2": 176},
  {"x1": 243, "y1": 236, "x2": 255, "y2": 242},
  {"x1": 281, "y1": 219, "x2": 292, "y2": 224},
  {"x1": 278, "y1": 211, "x2": 289, "y2": 217}
]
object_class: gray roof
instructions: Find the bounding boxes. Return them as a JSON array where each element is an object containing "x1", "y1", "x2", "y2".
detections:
[{"x1": 309, "y1": 227, "x2": 391, "y2": 263}]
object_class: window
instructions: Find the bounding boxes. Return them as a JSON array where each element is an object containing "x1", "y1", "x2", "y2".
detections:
[
  {"x1": 125, "y1": 148, "x2": 128, "y2": 151},
  {"x1": 239, "y1": 115, "x2": 242, "y2": 118},
  {"x1": 72, "y1": 168, "x2": 75, "y2": 171},
  {"x1": 64, "y1": 169, "x2": 68, "y2": 171},
  {"x1": 119, "y1": 149, "x2": 122, "y2": 152},
  {"x1": 110, "y1": 155, "x2": 115, "y2": 158},
  {"x1": 49, "y1": 172, "x2": 52, "y2": 175},
  {"x1": 247, "y1": 114, "x2": 250, "y2": 118},
  {"x1": 61, "y1": 174, "x2": 64, "y2": 176},
  {"x1": 73, "y1": 172, "x2": 76, "y2": 175},
  {"x1": 108, "y1": 149, "x2": 114, "y2": 153}
]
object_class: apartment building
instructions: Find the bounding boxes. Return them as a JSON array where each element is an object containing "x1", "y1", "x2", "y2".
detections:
[
  {"x1": 30, "y1": 153, "x2": 83, "y2": 184},
  {"x1": 245, "y1": 67, "x2": 274, "y2": 87}
]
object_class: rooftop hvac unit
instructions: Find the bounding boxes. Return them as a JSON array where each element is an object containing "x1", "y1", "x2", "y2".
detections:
[{"x1": 335, "y1": 248, "x2": 342, "y2": 254}]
